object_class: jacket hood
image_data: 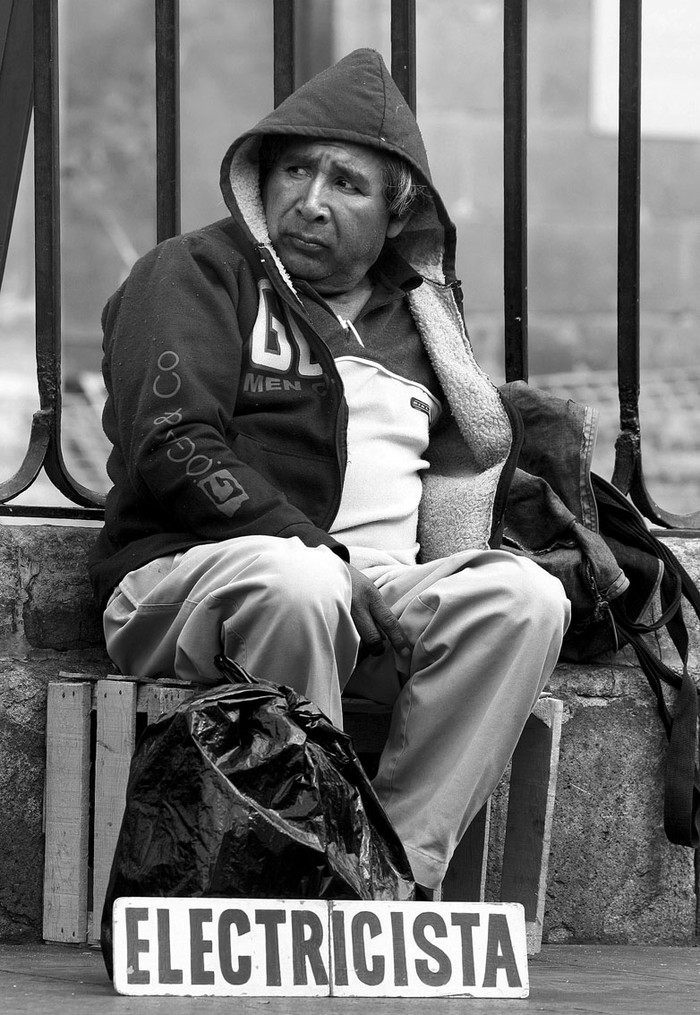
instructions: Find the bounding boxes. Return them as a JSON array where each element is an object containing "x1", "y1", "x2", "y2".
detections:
[
  {"x1": 219, "y1": 49, "x2": 514, "y2": 556},
  {"x1": 219, "y1": 48, "x2": 457, "y2": 288}
]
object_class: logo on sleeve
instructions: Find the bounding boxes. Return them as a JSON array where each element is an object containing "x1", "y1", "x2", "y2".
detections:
[
  {"x1": 197, "y1": 469, "x2": 249, "y2": 517},
  {"x1": 411, "y1": 397, "x2": 432, "y2": 419}
]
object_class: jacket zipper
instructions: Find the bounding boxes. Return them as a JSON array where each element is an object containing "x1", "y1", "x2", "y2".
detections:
[{"x1": 255, "y1": 244, "x2": 348, "y2": 529}]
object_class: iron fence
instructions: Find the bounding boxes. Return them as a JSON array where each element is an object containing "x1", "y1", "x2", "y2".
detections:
[{"x1": 0, "y1": 0, "x2": 698, "y2": 528}]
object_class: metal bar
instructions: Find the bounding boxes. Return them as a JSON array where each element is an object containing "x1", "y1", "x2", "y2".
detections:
[
  {"x1": 0, "y1": 502, "x2": 105, "y2": 521},
  {"x1": 0, "y1": 3, "x2": 12, "y2": 51},
  {"x1": 0, "y1": 0, "x2": 61, "y2": 505},
  {"x1": 503, "y1": 0, "x2": 528, "y2": 381},
  {"x1": 155, "y1": 0, "x2": 180, "y2": 242},
  {"x1": 32, "y1": 0, "x2": 102, "y2": 508},
  {"x1": 273, "y1": 0, "x2": 295, "y2": 106},
  {"x1": 390, "y1": 0, "x2": 416, "y2": 114},
  {"x1": 0, "y1": 410, "x2": 51, "y2": 503},
  {"x1": 612, "y1": 0, "x2": 642, "y2": 495},
  {"x1": 0, "y1": 0, "x2": 105, "y2": 511},
  {"x1": 0, "y1": 0, "x2": 33, "y2": 290},
  {"x1": 612, "y1": 0, "x2": 699, "y2": 526},
  {"x1": 32, "y1": 0, "x2": 61, "y2": 422},
  {"x1": 294, "y1": 0, "x2": 333, "y2": 85}
]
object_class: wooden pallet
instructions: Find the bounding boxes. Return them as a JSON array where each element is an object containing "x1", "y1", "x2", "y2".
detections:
[
  {"x1": 42, "y1": 675, "x2": 562, "y2": 954},
  {"x1": 42, "y1": 675, "x2": 194, "y2": 946}
]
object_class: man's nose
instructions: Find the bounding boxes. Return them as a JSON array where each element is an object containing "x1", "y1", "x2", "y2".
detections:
[{"x1": 297, "y1": 179, "x2": 330, "y2": 222}]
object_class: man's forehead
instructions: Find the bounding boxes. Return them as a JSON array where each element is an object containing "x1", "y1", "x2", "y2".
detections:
[{"x1": 273, "y1": 137, "x2": 386, "y2": 173}]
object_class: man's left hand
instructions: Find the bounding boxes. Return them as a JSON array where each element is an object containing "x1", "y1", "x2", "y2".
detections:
[{"x1": 345, "y1": 563, "x2": 411, "y2": 658}]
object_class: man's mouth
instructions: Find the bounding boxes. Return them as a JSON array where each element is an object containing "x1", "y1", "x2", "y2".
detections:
[{"x1": 284, "y1": 232, "x2": 327, "y2": 250}]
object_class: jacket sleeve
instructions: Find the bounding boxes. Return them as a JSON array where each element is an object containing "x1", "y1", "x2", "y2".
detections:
[{"x1": 102, "y1": 232, "x2": 348, "y2": 558}]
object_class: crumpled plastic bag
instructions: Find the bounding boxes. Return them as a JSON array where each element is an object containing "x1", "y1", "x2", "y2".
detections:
[{"x1": 101, "y1": 655, "x2": 414, "y2": 976}]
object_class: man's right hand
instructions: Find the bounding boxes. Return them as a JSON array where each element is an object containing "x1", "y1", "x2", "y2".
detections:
[{"x1": 345, "y1": 563, "x2": 411, "y2": 658}]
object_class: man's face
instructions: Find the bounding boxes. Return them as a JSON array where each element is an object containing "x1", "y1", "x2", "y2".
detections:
[{"x1": 262, "y1": 139, "x2": 405, "y2": 295}]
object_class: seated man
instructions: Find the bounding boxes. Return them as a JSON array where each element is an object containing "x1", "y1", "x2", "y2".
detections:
[{"x1": 90, "y1": 48, "x2": 570, "y2": 894}]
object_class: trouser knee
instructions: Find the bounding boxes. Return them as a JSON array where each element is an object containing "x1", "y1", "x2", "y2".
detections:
[
  {"x1": 410, "y1": 552, "x2": 570, "y2": 664},
  {"x1": 513, "y1": 557, "x2": 571, "y2": 635},
  {"x1": 248, "y1": 543, "x2": 352, "y2": 620}
]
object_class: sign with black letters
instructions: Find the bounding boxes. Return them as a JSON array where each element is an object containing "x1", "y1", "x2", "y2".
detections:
[{"x1": 112, "y1": 897, "x2": 529, "y2": 998}]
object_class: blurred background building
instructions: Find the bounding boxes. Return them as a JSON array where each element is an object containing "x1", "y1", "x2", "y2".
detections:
[{"x1": 2, "y1": 0, "x2": 700, "y2": 512}]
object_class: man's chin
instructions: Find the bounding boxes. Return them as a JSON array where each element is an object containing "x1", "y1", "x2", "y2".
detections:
[{"x1": 276, "y1": 248, "x2": 331, "y2": 284}]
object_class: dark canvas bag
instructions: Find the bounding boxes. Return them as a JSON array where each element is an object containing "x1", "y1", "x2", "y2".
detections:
[{"x1": 500, "y1": 381, "x2": 700, "y2": 848}]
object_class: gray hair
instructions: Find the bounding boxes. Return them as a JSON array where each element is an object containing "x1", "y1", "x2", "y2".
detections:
[{"x1": 382, "y1": 155, "x2": 426, "y2": 220}]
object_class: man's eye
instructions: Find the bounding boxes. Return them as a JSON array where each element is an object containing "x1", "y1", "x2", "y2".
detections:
[
  {"x1": 336, "y1": 178, "x2": 358, "y2": 192},
  {"x1": 285, "y1": 165, "x2": 309, "y2": 178}
]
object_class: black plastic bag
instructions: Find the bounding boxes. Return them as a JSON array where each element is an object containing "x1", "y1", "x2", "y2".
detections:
[{"x1": 101, "y1": 655, "x2": 414, "y2": 977}]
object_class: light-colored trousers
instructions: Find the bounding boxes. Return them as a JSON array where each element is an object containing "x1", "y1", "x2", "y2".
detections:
[{"x1": 104, "y1": 535, "x2": 570, "y2": 889}]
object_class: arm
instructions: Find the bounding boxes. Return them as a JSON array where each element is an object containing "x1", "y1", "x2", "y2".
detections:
[{"x1": 102, "y1": 231, "x2": 347, "y2": 556}]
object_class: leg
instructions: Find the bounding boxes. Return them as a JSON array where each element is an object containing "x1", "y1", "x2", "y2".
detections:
[
  {"x1": 347, "y1": 549, "x2": 570, "y2": 890},
  {"x1": 103, "y1": 535, "x2": 359, "y2": 726}
]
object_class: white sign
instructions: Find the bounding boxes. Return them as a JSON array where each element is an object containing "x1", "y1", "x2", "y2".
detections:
[{"x1": 112, "y1": 898, "x2": 529, "y2": 998}]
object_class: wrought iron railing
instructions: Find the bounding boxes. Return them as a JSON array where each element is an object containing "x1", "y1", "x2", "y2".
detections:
[{"x1": 0, "y1": 0, "x2": 698, "y2": 527}]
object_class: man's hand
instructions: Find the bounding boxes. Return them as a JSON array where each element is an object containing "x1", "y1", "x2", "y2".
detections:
[{"x1": 346, "y1": 563, "x2": 411, "y2": 657}]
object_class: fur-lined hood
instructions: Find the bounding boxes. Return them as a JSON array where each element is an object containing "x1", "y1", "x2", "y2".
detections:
[{"x1": 219, "y1": 47, "x2": 456, "y2": 290}]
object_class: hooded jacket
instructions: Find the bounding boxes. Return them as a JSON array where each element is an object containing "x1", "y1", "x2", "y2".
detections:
[{"x1": 89, "y1": 48, "x2": 518, "y2": 607}]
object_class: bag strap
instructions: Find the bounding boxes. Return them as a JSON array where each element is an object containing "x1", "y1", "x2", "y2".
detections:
[
  {"x1": 643, "y1": 551, "x2": 700, "y2": 847},
  {"x1": 613, "y1": 625, "x2": 700, "y2": 847},
  {"x1": 594, "y1": 472, "x2": 700, "y2": 654},
  {"x1": 664, "y1": 662, "x2": 700, "y2": 847},
  {"x1": 594, "y1": 474, "x2": 700, "y2": 847}
]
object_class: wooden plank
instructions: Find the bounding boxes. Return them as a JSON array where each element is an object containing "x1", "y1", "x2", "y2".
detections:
[
  {"x1": 499, "y1": 697, "x2": 563, "y2": 955},
  {"x1": 139, "y1": 683, "x2": 193, "y2": 724},
  {"x1": 439, "y1": 799, "x2": 491, "y2": 903},
  {"x1": 42, "y1": 681, "x2": 91, "y2": 943},
  {"x1": 91, "y1": 680, "x2": 138, "y2": 943}
]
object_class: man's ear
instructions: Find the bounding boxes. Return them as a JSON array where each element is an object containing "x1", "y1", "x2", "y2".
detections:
[{"x1": 386, "y1": 215, "x2": 409, "y2": 239}]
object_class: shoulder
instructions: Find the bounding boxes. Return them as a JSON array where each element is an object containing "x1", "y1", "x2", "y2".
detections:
[
  {"x1": 103, "y1": 218, "x2": 258, "y2": 327},
  {"x1": 137, "y1": 218, "x2": 250, "y2": 277}
]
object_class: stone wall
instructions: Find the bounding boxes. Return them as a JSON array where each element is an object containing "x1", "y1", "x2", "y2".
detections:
[
  {"x1": 527, "y1": 658, "x2": 697, "y2": 944},
  {"x1": 0, "y1": 523, "x2": 698, "y2": 944},
  {"x1": 0, "y1": 525, "x2": 111, "y2": 941},
  {"x1": 543, "y1": 535, "x2": 700, "y2": 944}
]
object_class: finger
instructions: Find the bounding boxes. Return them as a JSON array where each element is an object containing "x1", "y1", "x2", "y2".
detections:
[
  {"x1": 354, "y1": 608, "x2": 387, "y2": 655},
  {"x1": 370, "y1": 598, "x2": 411, "y2": 655},
  {"x1": 348, "y1": 592, "x2": 384, "y2": 652},
  {"x1": 347, "y1": 565, "x2": 411, "y2": 656}
]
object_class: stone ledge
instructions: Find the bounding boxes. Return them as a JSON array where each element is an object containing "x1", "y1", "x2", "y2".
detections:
[
  {"x1": 0, "y1": 523, "x2": 698, "y2": 943},
  {"x1": 544, "y1": 663, "x2": 697, "y2": 944},
  {"x1": 0, "y1": 524, "x2": 106, "y2": 656}
]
